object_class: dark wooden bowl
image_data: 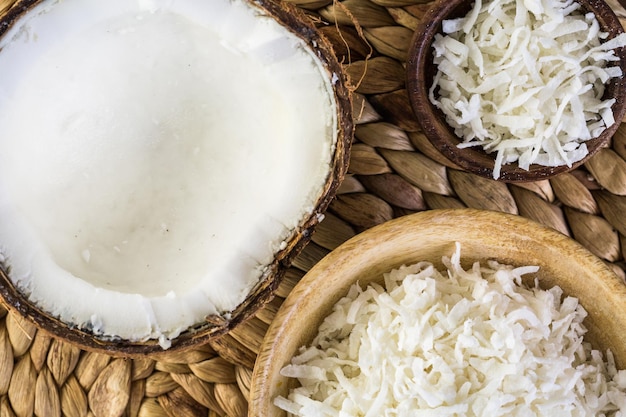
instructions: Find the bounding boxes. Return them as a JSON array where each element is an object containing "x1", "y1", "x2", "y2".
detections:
[{"x1": 406, "y1": 0, "x2": 626, "y2": 182}]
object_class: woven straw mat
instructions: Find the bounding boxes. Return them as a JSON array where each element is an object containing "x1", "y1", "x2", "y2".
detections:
[{"x1": 2, "y1": 0, "x2": 626, "y2": 415}]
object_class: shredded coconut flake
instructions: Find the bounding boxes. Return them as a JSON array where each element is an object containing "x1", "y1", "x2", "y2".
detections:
[
  {"x1": 429, "y1": 0, "x2": 626, "y2": 179},
  {"x1": 276, "y1": 243, "x2": 626, "y2": 416}
]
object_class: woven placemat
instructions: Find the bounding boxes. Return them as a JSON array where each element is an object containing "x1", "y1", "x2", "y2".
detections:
[{"x1": 2, "y1": 0, "x2": 626, "y2": 415}]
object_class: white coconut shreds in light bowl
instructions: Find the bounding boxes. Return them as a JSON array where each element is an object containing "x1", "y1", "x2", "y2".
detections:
[
  {"x1": 275, "y1": 244, "x2": 626, "y2": 416},
  {"x1": 249, "y1": 210, "x2": 626, "y2": 416},
  {"x1": 0, "y1": 0, "x2": 352, "y2": 354}
]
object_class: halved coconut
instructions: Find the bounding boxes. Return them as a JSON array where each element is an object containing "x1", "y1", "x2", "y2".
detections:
[{"x1": 0, "y1": 0, "x2": 352, "y2": 354}]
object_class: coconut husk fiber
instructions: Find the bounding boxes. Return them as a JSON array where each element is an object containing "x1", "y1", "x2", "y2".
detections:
[{"x1": 2, "y1": 0, "x2": 626, "y2": 415}]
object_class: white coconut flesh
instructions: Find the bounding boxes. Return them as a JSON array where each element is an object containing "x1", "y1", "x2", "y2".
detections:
[{"x1": 0, "y1": 0, "x2": 337, "y2": 347}]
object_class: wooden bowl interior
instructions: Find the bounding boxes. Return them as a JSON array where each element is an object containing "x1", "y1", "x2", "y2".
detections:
[
  {"x1": 407, "y1": 0, "x2": 626, "y2": 182},
  {"x1": 250, "y1": 209, "x2": 626, "y2": 416}
]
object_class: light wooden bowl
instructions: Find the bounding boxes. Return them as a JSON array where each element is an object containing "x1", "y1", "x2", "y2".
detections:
[
  {"x1": 406, "y1": 0, "x2": 626, "y2": 182},
  {"x1": 250, "y1": 209, "x2": 626, "y2": 416}
]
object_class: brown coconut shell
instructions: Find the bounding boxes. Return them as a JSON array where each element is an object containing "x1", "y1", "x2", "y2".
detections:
[{"x1": 0, "y1": 0, "x2": 353, "y2": 357}]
